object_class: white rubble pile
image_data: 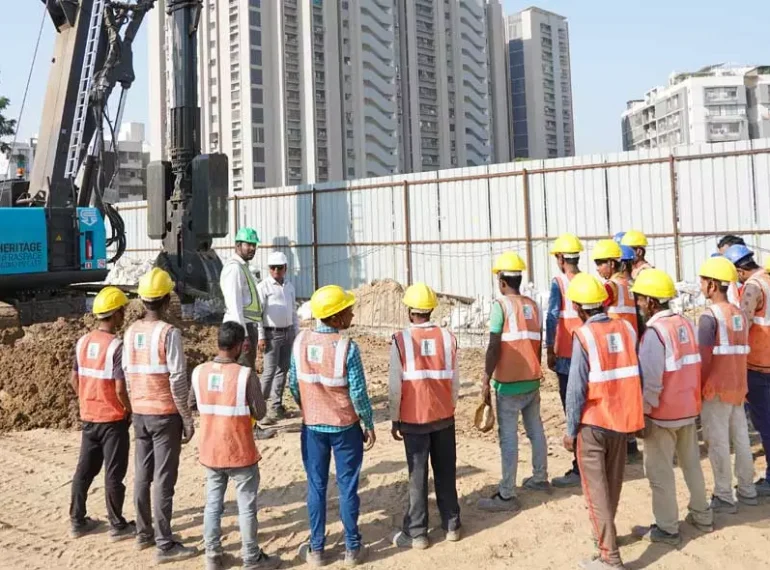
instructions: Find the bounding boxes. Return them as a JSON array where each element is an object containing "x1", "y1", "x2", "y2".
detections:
[{"x1": 104, "y1": 258, "x2": 154, "y2": 286}]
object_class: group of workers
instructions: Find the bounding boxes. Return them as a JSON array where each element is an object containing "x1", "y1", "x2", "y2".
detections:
[{"x1": 66, "y1": 225, "x2": 770, "y2": 570}]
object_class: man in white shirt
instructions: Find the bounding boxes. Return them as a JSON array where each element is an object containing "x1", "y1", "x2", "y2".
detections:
[{"x1": 257, "y1": 251, "x2": 300, "y2": 424}]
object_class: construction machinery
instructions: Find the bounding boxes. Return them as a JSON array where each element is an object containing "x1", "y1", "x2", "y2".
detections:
[{"x1": 0, "y1": 0, "x2": 228, "y2": 336}]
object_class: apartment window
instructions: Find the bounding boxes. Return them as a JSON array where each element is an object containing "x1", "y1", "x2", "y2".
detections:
[
  {"x1": 252, "y1": 107, "x2": 264, "y2": 124},
  {"x1": 253, "y1": 147, "x2": 264, "y2": 163},
  {"x1": 251, "y1": 87, "x2": 263, "y2": 104},
  {"x1": 250, "y1": 68, "x2": 263, "y2": 85},
  {"x1": 253, "y1": 167, "x2": 265, "y2": 182},
  {"x1": 253, "y1": 127, "x2": 264, "y2": 143},
  {"x1": 704, "y1": 86, "x2": 739, "y2": 103},
  {"x1": 250, "y1": 49, "x2": 262, "y2": 66},
  {"x1": 250, "y1": 0, "x2": 260, "y2": 6},
  {"x1": 250, "y1": 30, "x2": 261, "y2": 46},
  {"x1": 709, "y1": 122, "x2": 741, "y2": 136},
  {"x1": 249, "y1": 11, "x2": 260, "y2": 27}
]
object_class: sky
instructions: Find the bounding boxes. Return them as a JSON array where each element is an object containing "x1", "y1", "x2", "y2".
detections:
[{"x1": 0, "y1": 1, "x2": 766, "y2": 156}]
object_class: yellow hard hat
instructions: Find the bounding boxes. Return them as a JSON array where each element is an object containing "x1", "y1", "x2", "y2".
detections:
[
  {"x1": 492, "y1": 251, "x2": 527, "y2": 274},
  {"x1": 137, "y1": 267, "x2": 175, "y2": 301},
  {"x1": 631, "y1": 268, "x2": 676, "y2": 300},
  {"x1": 566, "y1": 273, "x2": 608, "y2": 307},
  {"x1": 621, "y1": 230, "x2": 648, "y2": 248},
  {"x1": 591, "y1": 239, "x2": 622, "y2": 261},
  {"x1": 92, "y1": 286, "x2": 129, "y2": 317},
  {"x1": 765, "y1": 257, "x2": 770, "y2": 273},
  {"x1": 402, "y1": 282, "x2": 438, "y2": 311},
  {"x1": 310, "y1": 285, "x2": 355, "y2": 320},
  {"x1": 550, "y1": 233, "x2": 584, "y2": 255},
  {"x1": 699, "y1": 256, "x2": 738, "y2": 284}
]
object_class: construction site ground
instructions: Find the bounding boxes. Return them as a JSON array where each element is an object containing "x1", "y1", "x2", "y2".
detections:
[{"x1": 1, "y1": 303, "x2": 769, "y2": 569}]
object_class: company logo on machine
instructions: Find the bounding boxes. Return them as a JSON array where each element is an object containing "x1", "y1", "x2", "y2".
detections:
[
  {"x1": 98, "y1": 259, "x2": 106, "y2": 269},
  {"x1": 79, "y1": 209, "x2": 98, "y2": 227}
]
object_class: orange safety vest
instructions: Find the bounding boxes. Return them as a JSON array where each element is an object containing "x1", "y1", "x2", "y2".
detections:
[
  {"x1": 727, "y1": 282, "x2": 742, "y2": 308},
  {"x1": 192, "y1": 361, "x2": 260, "y2": 469},
  {"x1": 645, "y1": 311, "x2": 702, "y2": 421},
  {"x1": 607, "y1": 274, "x2": 638, "y2": 334},
  {"x1": 75, "y1": 330, "x2": 127, "y2": 423},
  {"x1": 124, "y1": 320, "x2": 178, "y2": 415},
  {"x1": 554, "y1": 273, "x2": 582, "y2": 359},
  {"x1": 494, "y1": 296, "x2": 542, "y2": 382},
  {"x1": 703, "y1": 302, "x2": 750, "y2": 406},
  {"x1": 575, "y1": 319, "x2": 644, "y2": 433},
  {"x1": 294, "y1": 330, "x2": 359, "y2": 427},
  {"x1": 744, "y1": 271, "x2": 770, "y2": 372},
  {"x1": 393, "y1": 325, "x2": 457, "y2": 424},
  {"x1": 631, "y1": 261, "x2": 653, "y2": 281}
]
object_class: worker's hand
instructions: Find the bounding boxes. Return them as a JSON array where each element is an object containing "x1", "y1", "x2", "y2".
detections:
[
  {"x1": 391, "y1": 425, "x2": 403, "y2": 441},
  {"x1": 481, "y1": 375, "x2": 492, "y2": 406},
  {"x1": 182, "y1": 421, "x2": 195, "y2": 444},
  {"x1": 363, "y1": 428, "x2": 376, "y2": 452},
  {"x1": 547, "y1": 348, "x2": 557, "y2": 371},
  {"x1": 562, "y1": 434, "x2": 575, "y2": 452},
  {"x1": 257, "y1": 339, "x2": 267, "y2": 352}
]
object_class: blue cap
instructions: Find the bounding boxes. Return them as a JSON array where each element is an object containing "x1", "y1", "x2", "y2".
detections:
[
  {"x1": 723, "y1": 244, "x2": 754, "y2": 266},
  {"x1": 710, "y1": 252, "x2": 722, "y2": 258},
  {"x1": 613, "y1": 231, "x2": 626, "y2": 244},
  {"x1": 620, "y1": 245, "x2": 635, "y2": 262}
]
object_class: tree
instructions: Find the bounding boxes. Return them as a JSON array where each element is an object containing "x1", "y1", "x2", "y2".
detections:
[{"x1": 0, "y1": 78, "x2": 17, "y2": 154}]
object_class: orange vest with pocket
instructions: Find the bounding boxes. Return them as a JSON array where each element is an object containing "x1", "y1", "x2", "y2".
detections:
[
  {"x1": 193, "y1": 361, "x2": 260, "y2": 469},
  {"x1": 494, "y1": 296, "x2": 542, "y2": 382},
  {"x1": 76, "y1": 330, "x2": 127, "y2": 423},
  {"x1": 744, "y1": 272, "x2": 770, "y2": 372},
  {"x1": 393, "y1": 325, "x2": 457, "y2": 424},
  {"x1": 703, "y1": 302, "x2": 749, "y2": 406},
  {"x1": 608, "y1": 275, "x2": 638, "y2": 335},
  {"x1": 645, "y1": 311, "x2": 702, "y2": 421},
  {"x1": 575, "y1": 319, "x2": 644, "y2": 433},
  {"x1": 294, "y1": 330, "x2": 359, "y2": 427},
  {"x1": 554, "y1": 273, "x2": 582, "y2": 359},
  {"x1": 124, "y1": 320, "x2": 178, "y2": 415}
]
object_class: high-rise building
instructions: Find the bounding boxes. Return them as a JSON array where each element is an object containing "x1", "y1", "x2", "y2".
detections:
[
  {"x1": 622, "y1": 64, "x2": 770, "y2": 151},
  {"x1": 114, "y1": 122, "x2": 150, "y2": 202},
  {"x1": 505, "y1": 7, "x2": 575, "y2": 159}
]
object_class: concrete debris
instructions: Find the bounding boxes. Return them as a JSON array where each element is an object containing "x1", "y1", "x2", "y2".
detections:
[{"x1": 104, "y1": 257, "x2": 155, "y2": 286}]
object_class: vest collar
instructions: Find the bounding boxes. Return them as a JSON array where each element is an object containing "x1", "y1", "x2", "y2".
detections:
[{"x1": 646, "y1": 309, "x2": 675, "y2": 327}]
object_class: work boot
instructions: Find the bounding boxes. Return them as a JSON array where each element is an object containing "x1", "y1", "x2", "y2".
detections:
[
  {"x1": 632, "y1": 524, "x2": 680, "y2": 546},
  {"x1": 243, "y1": 548, "x2": 282, "y2": 569},
  {"x1": 344, "y1": 545, "x2": 368, "y2": 567},
  {"x1": 205, "y1": 553, "x2": 224, "y2": 570},
  {"x1": 392, "y1": 531, "x2": 430, "y2": 550},
  {"x1": 685, "y1": 513, "x2": 714, "y2": 533},
  {"x1": 522, "y1": 477, "x2": 552, "y2": 492},
  {"x1": 552, "y1": 469, "x2": 581, "y2": 489},
  {"x1": 154, "y1": 541, "x2": 198, "y2": 565},
  {"x1": 135, "y1": 534, "x2": 155, "y2": 551},
  {"x1": 108, "y1": 520, "x2": 136, "y2": 542},
  {"x1": 710, "y1": 495, "x2": 738, "y2": 514},
  {"x1": 754, "y1": 478, "x2": 770, "y2": 497},
  {"x1": 297, "y1": 543, "x2": 324, "y2": 568},
  {"x1": 70, "y1": 517, "x2": 103, "y2": 539},
  {"x1": 254, "y1": 426, "x2": 277, "y2": 440},
  {"x1": 446, "y1": 528, "x2": 462, "y2": 542},
  {"x1": 275, "y1": 405, "x2": 295, "y2": 420},
  {"x1": 477, "y1": 492, "x2": 521, "y2": 513},
  {"x1": 737, "y1": 492, "x2": 759, "y2": 506},
  {"x1": 578, "y1": 558, "x2": 626, "y2": 570}
]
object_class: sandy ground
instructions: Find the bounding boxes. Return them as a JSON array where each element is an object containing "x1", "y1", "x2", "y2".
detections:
[{"x1": 1, "y1": 335, "x2": 769, "y2": 570}]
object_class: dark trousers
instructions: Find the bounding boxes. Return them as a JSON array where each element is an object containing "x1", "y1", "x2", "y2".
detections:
[
  {"x1": 746, "y1": 370, "x2": 770, "y2": 479},
  {"x1": 301, "y1": 425, "x2": 364, "y2": 552},
  {"x1": 557, "y1": 373, "x2": 580, "y2": 475},
  {"x1": 70, "y1": 420, "x2": 130, "y2": 529},
  {"x1": 133, "y1": 413, "x2": 183, "y2": 550},
  {"x1": 402, "y1": 424, "x2": 461, "y2": 538},
  {"x1": 238, "y1": 323, "x2": 259, "y2": 370},
  {"x1": 260, "y1": 327, "x2": 294, "y2": 413}
]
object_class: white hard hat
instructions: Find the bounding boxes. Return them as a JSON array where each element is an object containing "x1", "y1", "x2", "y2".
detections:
[{"x1": 268, "y1": 251, "x2": 288, "y2": 266}]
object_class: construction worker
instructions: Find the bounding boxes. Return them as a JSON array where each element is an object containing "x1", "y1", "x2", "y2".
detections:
[
  {"x1": 619, "y1": 246, "x2": 636, "y2": 283},
  {"x1": 629, "y1": 269, "x2": 713, "y2": 546},
  {"x1": 717, "y1": 235, "x2": 746, "y2": 306},
  {"x1": 123, "y1": 268, "x2": 197, "y2": 563},
  {"x1": 69, "y1": 287, "x2": 134, "y2": 541},
  {"x1": 562, "y1": 273, "x2": 643, "y2": 570},
  {"x1": 697, "y1": 257, "x2": 758, "y2": 514},
  {"x1": 724, "y1": 244, "x2": 770, "y2": 496},
  {"x1": 390, "y1": 283, "x2": 461, "y2": 549},
  {"x1": 546, "y1": 233, "x2": 584, "y2": 488},
  {"x1": 289, "y1": 285, "x2": 376, "y2": 567},
  {"x1": 621, "y1": 230, "x2": 653, "y2": 280},
  {"x1": 478, "y1": 252, "x2": 549, "y2": 512},
  {"x1": 257, "y1": 251, "x2": 300, "y2": 425},
  {"x1": 191, "y1": 322, "x2": 280, "y2": 570}
]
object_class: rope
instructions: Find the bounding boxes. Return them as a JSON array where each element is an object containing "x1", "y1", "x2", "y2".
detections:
[{"x1": 3, "y1": 5, "x2": 46, "y2": 181}]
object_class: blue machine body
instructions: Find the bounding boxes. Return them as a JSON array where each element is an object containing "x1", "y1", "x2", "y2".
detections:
[{"x1": 77, "y1": 207, "x2": 107, "y2": 271}]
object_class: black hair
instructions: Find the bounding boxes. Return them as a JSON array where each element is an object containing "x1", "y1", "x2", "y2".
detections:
[
  {"x1": 738, "y1": 260, "x2": 760, "y2": 271},
  {"x1": 583, "y1": 307, "x2": 604, "y2": 317},
  {"x1": 718, "y1": 235, "x2": 745, "y2": 249},
  {"x1": 500, "y1": 274, "x2": 523, "y2": 290},
  {"x1": 218, "y1": 321, "x2": 246, "y2": 350},
  {"x1": 143, "y1": 294, "x2": 169, "y2": 313}
]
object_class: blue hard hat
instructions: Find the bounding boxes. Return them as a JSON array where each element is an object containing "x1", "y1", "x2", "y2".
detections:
[
  {"x1": 620, "y1": 245, "x2": 635, "y2": 262},
  {"x1": 613, "y1": 232, "x2": 626, "y2": 244},
  {"x1": 710, "y1": 252, "x2": 722, "y2": 258},
  {"x1": 723, "y1": 244, "x2": 754, "y2": 266}
]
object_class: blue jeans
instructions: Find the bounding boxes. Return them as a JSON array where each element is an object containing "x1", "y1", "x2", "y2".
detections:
[
  {"x1": 746, "y1": 370, "x2": 770, "y2": 479},
  {"x1": 496, "y1": 390, "x2": 548, "y2": 499},
  {"x1": 301, "y1": 425, "x2": 364, "y2": 552},
  {"x1": 203, "y1": 464, "x2": 261, "y2": 564}
]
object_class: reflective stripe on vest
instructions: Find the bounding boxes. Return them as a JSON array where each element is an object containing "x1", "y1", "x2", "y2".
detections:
[
  {"x1": 704, "y1": 303, "x2": 750, "y2": 406},
  {"x1": 578, "y1": 321, "x2": 640, "y2": 383},
  {"x1": 235, "y1": 261, "x2": 262, "y2": 322},
  {"x1": 124, "y1": 321, "x2": 170, "y2": 374},
  {"x1": 607, "y1": 276, "x2": 636, "y2": 315},
  {"x1": 710, "y1": 303, "x2": 750, "y2": 356},
  {"x1": 193, "y1": 362, "x2": 259, "y2": 469},
  {"x1": 744, "y1": 272, "x2": 770, "y2": 371},
  {"x1": 494, "y1": 296, "x2": 542, "y2": 383},
  {"x1": 400, "y1": 327, "x2": 455, "y2": 381},
  {"x1": 76, "y1": 331, "x2": 126, "y2": 423},
  {"x1": 294, "y1": 331, "x2": 350, "y2": 387},
  {"x1": 555, "y1": 273, "x2": 582, "y2": 358},
  {"x1": 125, "y1": 321, "x2": 176, "y2": 415}
]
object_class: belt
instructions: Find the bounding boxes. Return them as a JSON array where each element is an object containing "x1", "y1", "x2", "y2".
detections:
[{"x1": 263, "y1": 326, "x2": 292, "y2": 331}]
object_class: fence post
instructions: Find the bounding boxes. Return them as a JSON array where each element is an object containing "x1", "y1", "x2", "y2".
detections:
[
  {"x1": 669, "y1": 155, "x2": 682, "y2": 281},
  {"x1": 233, "y1": 194, "x2": 239, "y2": 236},
  {"x1": 522, "y1": 169, "x2": 535, "y2": 280},
  {"x1": 311, "y1": 185, "x2": 319, "y2": 291},
  {"x1": 403, "y1": 180, "x2": 413, "y2": 285}
]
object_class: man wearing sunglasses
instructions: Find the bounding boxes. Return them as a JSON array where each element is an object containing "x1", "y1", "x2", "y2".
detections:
[{"x1": 257, "y1": 251, "x2": 300, "y2": 425}]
